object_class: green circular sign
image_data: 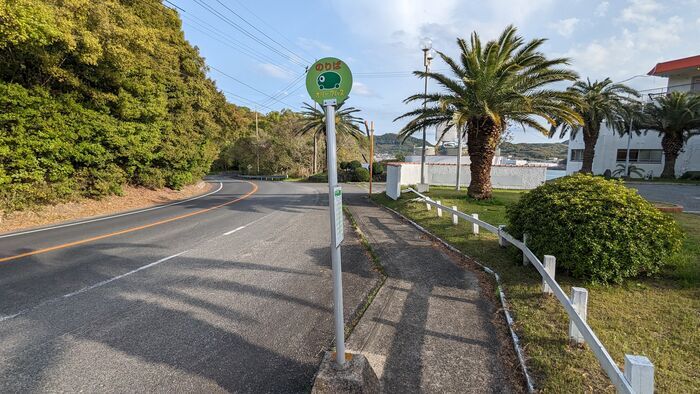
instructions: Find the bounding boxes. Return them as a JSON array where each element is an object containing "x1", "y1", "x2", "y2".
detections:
[{"x1": 306, "y1": 57, "x2": 352, "y2": 106}]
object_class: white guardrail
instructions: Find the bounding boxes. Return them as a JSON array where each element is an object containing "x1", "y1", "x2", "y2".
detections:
[{"x1": 407, "y1": 188, "x2": 654, "y2": 394}]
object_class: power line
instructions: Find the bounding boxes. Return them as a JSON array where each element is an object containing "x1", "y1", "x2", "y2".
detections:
[
  {"x1": 229, "y1": 0, "x2": 316, "y2": 61},
  {"x1": 162, "y1": 0, "x2": 297, "y2": 74},
  {"x1": 213, "y1": 0, "x2": 311, "y2": 65},
  {"x1": 139, "y1": 0, "x2": 300, "y2": 111},
  {"x1": 190, "y1": 0, "x2": 308, "y2": 68},
  {"x1": 258, "y1": 72, "x2": 306, "y2": 107},
  {"x1": 208, "y1": 65, "x2": 299, "y2": 110}
]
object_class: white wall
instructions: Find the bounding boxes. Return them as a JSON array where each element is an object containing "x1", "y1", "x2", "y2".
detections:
[
  {"x1": 566, "y1": 125, "x2": 700, "y2": 177},
  {"x1": 385, "y1": 162, "x2": 547, "y2": 199}
]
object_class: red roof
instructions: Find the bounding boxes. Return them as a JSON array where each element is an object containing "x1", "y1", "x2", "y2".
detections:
[{"x1": 648, "y1": 54, "x2": 700, "y2": 76}]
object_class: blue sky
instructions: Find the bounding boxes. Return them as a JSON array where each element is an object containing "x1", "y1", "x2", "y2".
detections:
[{"x1": 170, "y1": 0, "x2": 700, "y2": 143}]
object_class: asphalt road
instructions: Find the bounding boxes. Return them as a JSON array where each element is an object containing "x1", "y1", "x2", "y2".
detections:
[
  {"x1": 627, "y1": 183, "x2": 700, "y2": 212},
  {"x1": 0, "y1": 178, "x2": 377, "y2": 392}
]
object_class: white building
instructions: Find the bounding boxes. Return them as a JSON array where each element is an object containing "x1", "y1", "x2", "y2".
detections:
[{"x1": 567, "y1": 55, "x2": 700, "y2": 178}]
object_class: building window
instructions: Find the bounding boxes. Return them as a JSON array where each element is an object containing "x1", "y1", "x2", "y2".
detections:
[
  {"x1": 616, "y1": 149, "x2": 663, "y2": 163},
  {"x1": 616, "y1": 150, "x2": 627, "y2": 161},
  {"x1": 692, "y1": 77, "x2": 700, "y2": 92},
  {"x1": 570, "y1": 149, "x2": 584, "y2": 162}
]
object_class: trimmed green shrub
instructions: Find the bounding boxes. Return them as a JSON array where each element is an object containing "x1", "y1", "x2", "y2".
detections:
[
  {"x1": 307, "y1": 173, "x2": 328, "y2": 182},
  {"x1": 348, "y1": 160, "x2": 362, "y2": 170},
  {"x1": 371, "y1": 162, "x2": 385, "y2": 176},
  {"x1": 680, "y1": 171, "x2": 700, "y2": 180},
  {"x1": 506, "y1": 174, "x2": 683, "y2": 284},
  {"x1": 353, "y1": 167, "x2": 370, "y2": 182}
]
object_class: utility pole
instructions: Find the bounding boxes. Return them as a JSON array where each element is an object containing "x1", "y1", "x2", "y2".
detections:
[
  {"x1": 255, "y1": 108, "x2": 260, "y2": 174},
  {"x1": 456, "y1": 126, "x2": 463, "y2": 190},
  {"x1": 369, "y1": 121, "x2": 374, "y2": 196},
  {"x1": 419, "y1": 39, "x2": 433, "y2": 190},
  {"x1": 624, "y1": 117, "x2": 633, "y2": 178}
]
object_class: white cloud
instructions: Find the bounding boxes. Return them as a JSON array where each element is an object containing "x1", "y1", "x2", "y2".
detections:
[
  {"x1": 621, "y1": 0, "x2": 662, "y2": 23},
  {"x1": 296, "y1": 37, "x2": 332, "y2": 52},
  {"x1": 551, "y1": 18, "x2": 580, "y2": 37},
  {"x1": 595, "y1": 1, "x2": 610, "y2": 17},
  {"x1": 352, "y1": 81, "x2": 376, "y2": 97},
  {"x1": 258, "y1": 63, "x2": 294, "y2": 80}
]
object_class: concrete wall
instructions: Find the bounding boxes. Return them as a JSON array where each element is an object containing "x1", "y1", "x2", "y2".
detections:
[{"x1": 385, "y1": 162, "x2": 547, "y2": 199}]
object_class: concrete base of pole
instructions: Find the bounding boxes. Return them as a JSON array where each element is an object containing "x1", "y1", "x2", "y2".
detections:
[
  {"x1": 312, "y1": 352, "x2": 380, "y2": 394},
  {"x1": 415, "y1": 183, "x2": 430, "y2": 193}
]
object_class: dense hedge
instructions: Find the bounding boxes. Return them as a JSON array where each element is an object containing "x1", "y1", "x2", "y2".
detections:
[
  {"x1": 506, "y1": 174, "x2": 683, "y2": 283},
  {"x1": 0, "y1": 0, "x2": 245, "y2": 211}
]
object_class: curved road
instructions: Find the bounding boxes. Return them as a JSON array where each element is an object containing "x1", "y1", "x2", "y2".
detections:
[{"x1": 0, "y1": 178, "x2": 376, "y2": 392}]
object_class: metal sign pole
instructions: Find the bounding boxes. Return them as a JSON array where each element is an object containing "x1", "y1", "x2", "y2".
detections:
[{"x1": 324, "y1": 99, "x2": 346, "y2": 366}]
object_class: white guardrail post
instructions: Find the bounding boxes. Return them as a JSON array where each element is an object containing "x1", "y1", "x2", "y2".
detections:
[
  {"x1": 569, "y1": 287, "x2": 588, "y2": 345},
  {"x1": 407, "y1": 188, "x2": 651, "y2": 394},
  {"x1": 452, "y1": 206, "x2": 458, "y2": 225},
  {"x1": 624, "y1": 355, "x2": 654, "y2": 394},
  {"x1": 522, "y1": 233, "x2": 530, "y2": 265},
  {"x1": 436, "y1": 201, "x2": 442, "y2": 217},
  {"x1": 542, "y1": 255, "x2": 556, "y2": 294},
  {"x1": 426, "y1": 200, "x2": 432, "y2": 211}
]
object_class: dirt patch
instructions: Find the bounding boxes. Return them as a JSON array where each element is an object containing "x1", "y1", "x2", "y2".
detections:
[{"x1": 0, "y1": 182, "x2": 213, "y2": 234}]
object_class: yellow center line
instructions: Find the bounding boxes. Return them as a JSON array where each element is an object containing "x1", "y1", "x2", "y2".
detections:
[{"x1": 0, "y1": 181, "x2": 259, "y2": 264}]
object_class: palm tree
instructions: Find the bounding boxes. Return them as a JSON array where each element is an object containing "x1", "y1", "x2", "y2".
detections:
[
  {"x1": 396, "y1": 25, "x2": 582, "y2": 199},
  {"x1": 550, "y1": 78, "x2": 639, "y2": 173},
  {"x1": 635, "y1": 91, "x2": 700, "y2": 178},
  {"x1": 297, "y1": 102, "x2": 364, "y2": 174}
]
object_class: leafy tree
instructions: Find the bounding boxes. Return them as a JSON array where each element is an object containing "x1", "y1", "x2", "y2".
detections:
[
  {"x1": 0, "y1": 0, "x2": 248, "y2": 210},
  {"x1": 550, "y1": 78, "x2": 639, "y2": 173},
  {"x1": 296, "y1": 102, "x2": 364, "y2": 173},
  {"x1": 396, "y1": 26, "x2": 582, "y2": 199},
  {"x1": 634, "y1": 91, "x2": 700, "y2": 178}
]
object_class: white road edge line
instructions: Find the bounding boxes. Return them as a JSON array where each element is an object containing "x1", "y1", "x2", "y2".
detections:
[
  {"x1": 224, "y1": 226, "x2": 246, "y2": 236},
  {"x1": 0, "y1": 182, "x2": 225, "y2": 239},
  {"x1": 223, "y1": 212, "x2": 276, "y2": 236},
  {"x1": 0, "y1": 251, "x2": 188, "y2": 323}
]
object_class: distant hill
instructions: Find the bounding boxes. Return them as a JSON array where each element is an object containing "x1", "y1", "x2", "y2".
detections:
[
  {"x1": 500, "y1": 141, "x2": 568, "y2": 161},
  {"x1": 374, "y1": 133, "x2": 432, "y2": 156}
]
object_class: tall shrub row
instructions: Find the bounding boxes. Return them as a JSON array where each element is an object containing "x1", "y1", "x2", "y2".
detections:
[{"x1": 0, "y1": 0, "x2": 246, "y2": 211}]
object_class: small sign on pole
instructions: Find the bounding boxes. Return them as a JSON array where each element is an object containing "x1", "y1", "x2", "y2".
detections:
[
  {"x1": 306, "y1": 57, "x2": 353, "y2": 367},
  {"x1": 333, "y1": 186, "x2": 344, "y2": 247}
]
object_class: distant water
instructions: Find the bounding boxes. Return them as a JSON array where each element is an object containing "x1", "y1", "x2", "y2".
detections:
[{"x1": 546, "y1": 169, "x2": 567, "y2": 181}]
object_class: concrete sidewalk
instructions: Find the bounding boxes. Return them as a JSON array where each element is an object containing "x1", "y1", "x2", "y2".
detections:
[{"x1": 343, "y1": 190, "x2": 522, "y2": 393}]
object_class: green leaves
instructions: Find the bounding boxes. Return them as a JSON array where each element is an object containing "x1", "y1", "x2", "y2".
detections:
[
  {"x1": 0, "y1": 1, "x2": 248, "y2": 211},
  {"x1": 506, "y1": 174, "x2": 684, "y2": 284}
]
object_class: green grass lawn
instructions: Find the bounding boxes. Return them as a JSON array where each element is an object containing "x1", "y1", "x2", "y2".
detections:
[{"x1": 373, "y1": 187, "x2": 699, "y2": 393}]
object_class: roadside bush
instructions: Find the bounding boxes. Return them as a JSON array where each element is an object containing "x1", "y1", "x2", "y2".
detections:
[
  {"x1": 353, "y1": 167, "x2": 370, "y2": 182},
  {"x1": 307, "y1": 173, "x2": 328, "y2": 182},
  {"x1": 680, "y1": 171, "x2": 700, "y2": 180},
  {"x1": 348, "y1": 160, "x2": 362, "y2": 170},
  {"x1": 506, "y1": 174, "x2": 683, "y2": 284},
  {"x1": 371, "y1": 162, "x2": 384, "y2": 176}
]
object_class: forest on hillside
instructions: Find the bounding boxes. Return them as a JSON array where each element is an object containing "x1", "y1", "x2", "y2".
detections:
[{"x1": 0, "y1": 0, "x2": 364, "y2": 212}]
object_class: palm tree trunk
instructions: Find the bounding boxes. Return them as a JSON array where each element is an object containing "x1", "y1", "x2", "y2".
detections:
[
  {"x1": 660, "y1": 133, "x2": 682, "y2": 178},
  {"x1": 467, "y1": 119, "x2": 500, "y2": 199},
  {"x1": 581, "y1": 126, "x2": 598, "y2": 174}
]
